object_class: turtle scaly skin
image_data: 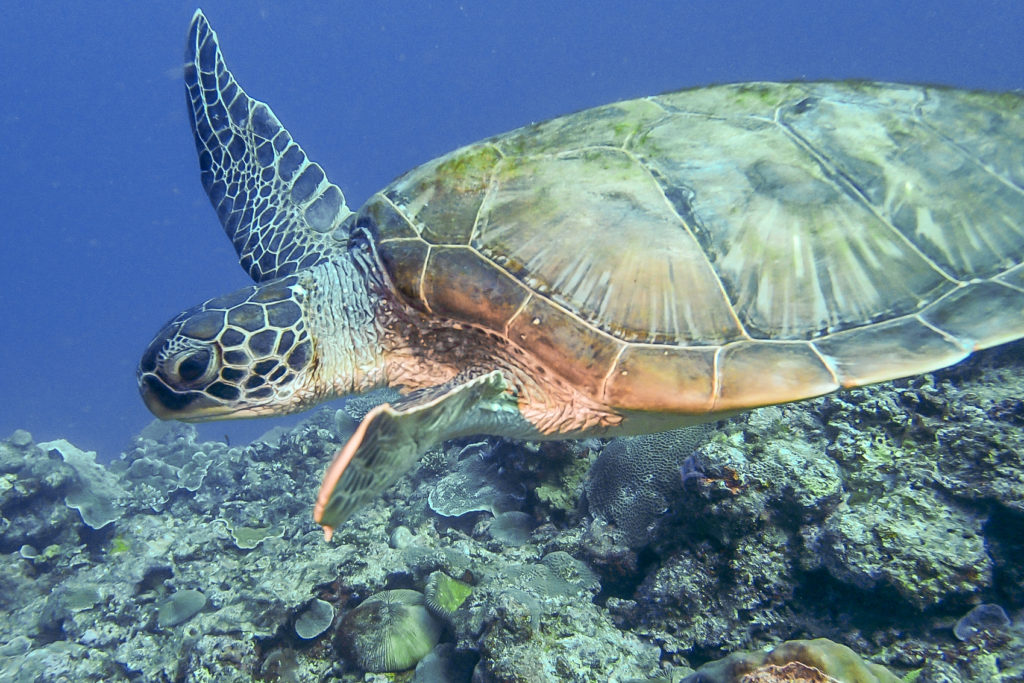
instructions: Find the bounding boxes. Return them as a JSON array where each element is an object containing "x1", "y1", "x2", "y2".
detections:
[{"x1": 139, "y1": 11, "x2": 1024, "y2": 539}]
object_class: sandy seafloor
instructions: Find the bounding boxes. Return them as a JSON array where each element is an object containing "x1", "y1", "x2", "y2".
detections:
[{"x1": 0, "y1": 339, "x2": 1021, "y2": 681}]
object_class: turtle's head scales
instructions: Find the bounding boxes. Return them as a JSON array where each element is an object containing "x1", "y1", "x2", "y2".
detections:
[{"x1": 137, "y1": 276, "x2": 319, "y2": 422}]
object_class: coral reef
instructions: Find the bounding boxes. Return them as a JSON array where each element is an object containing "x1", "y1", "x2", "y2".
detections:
[
  {"x1": 800, "y1": 484, "x2": 991, "y2": 609},
  {"x1": 0, "y1": 341, "x2": 1020, "y2": 681}
]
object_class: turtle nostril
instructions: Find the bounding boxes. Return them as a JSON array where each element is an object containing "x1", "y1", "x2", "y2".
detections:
[{"x1": 177, "y1": 349, "x2": 212, "y2": 382}]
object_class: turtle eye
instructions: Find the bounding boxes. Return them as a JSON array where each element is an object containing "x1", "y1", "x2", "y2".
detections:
[{"x1": 173, "y1": 348, "x2": 215, "y2": 385}]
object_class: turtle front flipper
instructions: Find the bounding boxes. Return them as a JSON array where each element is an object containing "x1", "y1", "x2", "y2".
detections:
[
  {"x1": 314, "y1": 371, "x2": 514, "y2": 540},
  {"x1": 186, "y1": 11, "x2": 352, "y2": 282}
]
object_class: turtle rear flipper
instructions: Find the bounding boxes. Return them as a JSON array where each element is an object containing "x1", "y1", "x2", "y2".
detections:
[{"x1": 314, "y1": 370, "x2": 512, "y2": 539}]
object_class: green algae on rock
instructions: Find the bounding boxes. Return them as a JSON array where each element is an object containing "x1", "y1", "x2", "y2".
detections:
[{"x1": 424, "y1": 571, "x2": 472, "y2": 621}]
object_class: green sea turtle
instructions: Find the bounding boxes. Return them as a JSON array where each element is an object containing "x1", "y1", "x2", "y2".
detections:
[{"x1": 139, "y1": 11, "x2": 1024, "y2": 540}]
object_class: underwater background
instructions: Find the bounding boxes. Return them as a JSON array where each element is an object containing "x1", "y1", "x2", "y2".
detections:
[
  {"x1": 0, "y1": 0, "x2": 1021, "y2": 458},
  {"x1": 1, "y1": 1, "x2": 1023, "y2": 682}
]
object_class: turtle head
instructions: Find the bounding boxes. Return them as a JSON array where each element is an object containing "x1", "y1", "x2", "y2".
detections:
[{"x1": 138, "y1": 275, "x2": 319, "y2": 422}]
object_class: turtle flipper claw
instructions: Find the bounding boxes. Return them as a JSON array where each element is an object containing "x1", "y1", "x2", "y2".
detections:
[{"x1": 314, "y1": 370, "x2": 509, "y2": 540}]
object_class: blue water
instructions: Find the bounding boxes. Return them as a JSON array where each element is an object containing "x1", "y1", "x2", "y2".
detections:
[{"x1": 1, "y1": 1, "x2": 1021, "y2": 461}]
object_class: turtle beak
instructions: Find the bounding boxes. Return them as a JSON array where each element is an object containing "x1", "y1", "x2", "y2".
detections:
[
  {"x1": 138, "y1": 372, "x2": 227, "y2": 422},
  {"x1": 138, "y1": 368, "x2": 276, "y2": 422},
  {"x1": 138, "y1": 375, "x2": 176, "y2": 420}
]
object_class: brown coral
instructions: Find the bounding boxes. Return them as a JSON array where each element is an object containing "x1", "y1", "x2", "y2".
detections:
[
  {"x1": 685, "y1": 638, "x2": 898, "y2": 683},
  {"x1": 741, "y1": 661, "x2": 840, "y2": 682}
]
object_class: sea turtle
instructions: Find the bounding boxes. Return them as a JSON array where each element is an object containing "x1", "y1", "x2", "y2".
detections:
[{"x1": 139, "y1": 11, "x2": 1024, "y2": 540}]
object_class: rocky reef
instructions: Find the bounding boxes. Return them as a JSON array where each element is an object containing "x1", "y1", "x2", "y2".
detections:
[{"x1": 0, "y1": 343, "x2": 1022, "y2": 682}]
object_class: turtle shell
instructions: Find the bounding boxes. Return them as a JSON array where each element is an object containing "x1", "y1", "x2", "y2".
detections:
[{"x1": 359, "y1": 81, "x2": 1024, "y2": 415}]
